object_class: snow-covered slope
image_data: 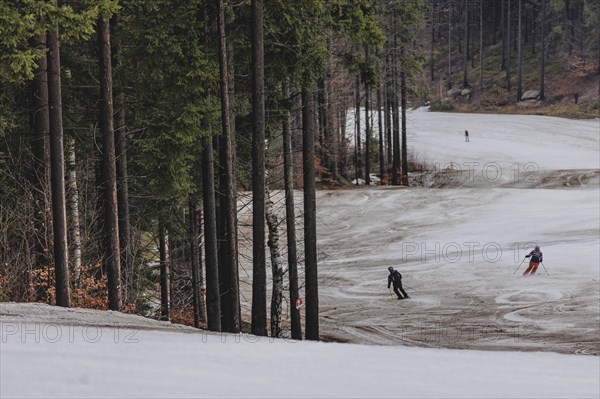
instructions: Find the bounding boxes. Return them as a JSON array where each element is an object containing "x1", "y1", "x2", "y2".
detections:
[
  {"x1": 1, "y1": 303, "x2": 598, "y2": 398},
  {"x1": 240, "y1": 110, "x2": 600, "y2": 353},
  {"x1": 347, "y1": 108, "x2": 600, "y2": 171},
  {"x1": 405, "y1": 109, "x2": 600, "y2": 171}
]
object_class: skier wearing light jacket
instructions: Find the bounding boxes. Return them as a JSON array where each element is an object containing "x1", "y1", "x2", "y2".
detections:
[
  {"x1": 523, "y1": 246, "x2": 543, "y2": 276},
  {"x1": 387, "y1": 267, "x2": 409, "y2": 299}
]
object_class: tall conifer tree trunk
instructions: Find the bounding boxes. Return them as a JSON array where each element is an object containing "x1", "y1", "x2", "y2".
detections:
[
  {"x1": 115, "y1": 97, "x2": 131, "y2": 292},
  {"x1": 98, "y1": 16, "x2": 121, "y2": 311},
  {"x1": 47, "y1": 22, "x2": 70, "y2": 307},
  {"x1": 384, "y1": 67, "x2": 392, "y2": 177},
  {"x1": 391, "y1": 16, "x2": 401, "y2": 186},
  {"x1": 506, "y1": 0, "x2": 512, "y2": 92},
  {"x1": 217, "y1": 0, "x2": 240, "y2": 333},
  {"x1": 448, "y1": 2, "x2": 453, "y2": 87},
  {"x1": 31, "y1": 34, "x2": 51, "y2": 301},
  {"x1": 517, "y1": 0, "x2": 523, "y2": 101},
  {"x1": 188, "y1": 197, "x2": 202, "y2": 328},
  {"x1": 539, "y1": 0, "x2": 546, "y2": 100},
  {"x1": 251, "y1": 0, "x2": 267, "y2": 336},
  {"x1": 112, "y1": 13, "x2": 132, "y2": 297},
  {"x1": 501, "y1": 0, "x2": 506, "y2": 69},
  {"x1": 463, "y1": 0, "x2": 469, "y2": 87},
  {"x1": 302, "y1": 88, "x2": 319, "y2": 341},
  {"x1": 282, "y1": 82, "x2": 302, "y2": 340},
  {"x1": 480, "y1": 0, "x2": 484, "y2": 89},
  {"x1": 202, "y1": 137, "x2": 221, "y2": 332},
  {"x1": 354, "y1": 75, "x2": 361, "y2": 183},
  {"x1": 364, "y1": 46, "x2": 371, "y2": 185},
  {"x1": 431, "y1": 0, "x2": 436, "y2": 82},
  {"x1": 377, "y1": 88, "x2": 384, "y2": 179},
  {"x1": 400, "y1": 46, "x2": 409, "y2": 186}
]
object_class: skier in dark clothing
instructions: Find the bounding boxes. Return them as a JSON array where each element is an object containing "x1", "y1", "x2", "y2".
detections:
[
  {"x1": 523, "y1": 246, "x2": 543, "y2": 276},
  {"x1": 387, "y1": 267, "x2": 409, "y2": 299}
]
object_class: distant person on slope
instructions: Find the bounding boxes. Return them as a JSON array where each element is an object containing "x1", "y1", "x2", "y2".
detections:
[
  {"x1": 388, "y1": 267, "x2": 409, "y2": 299},
  {"x1": 465, "y1": 130, "x2": 470, "y2": 142},
  {"x1": 523, "y1": 246, "x2": 543, "y2": 276}
]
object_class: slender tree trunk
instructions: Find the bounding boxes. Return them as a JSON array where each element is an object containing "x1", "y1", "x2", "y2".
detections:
[
  {"x1": 506, "y1": 0, "x2": 512, "y2": 92},
  {"x1": 364, "y1": 46, "x2": 371, "y2": 185},
  {"x1": 531, "y1": 5, "x2": 536, "y2": 55},
  {"x1": 66, "y1": 137, "x2": 82, "y2": 287},
  {"x1": 317, "y1": 77, "x2": 327, "y2": 175},
  {"x1": 517, "y1": 0, "x2": 523, "y2": 101},
  {"x1": 597, "y1": 16, "x2": 600, "y2": 78},
  {"x1": 463, "y1": 0, "x2": 469, "y2": 87},
  {"x1": 227, "y1": 38, "x2": 241, "y2": 308},
  {"x1": 159, "y1": 220, "x2": 169, "y2": 321},
  {"x1": 501, "y1": 0, "x2": 506, "y2": 70},
  {"x1": 282, "y1": 82, "x2": 302, "y2": 339},
  {"x1": 112, "y1": 12, "x2": 132, "y2": 299},
  {"x1": 377, "y1": 88, "x2": 384, "y2": 179},
  {"x1": 265, "y1": 188, "x2": 283, "y2": 338},
  {"x1": 47, "y1": 23, "x2": 70, "y2": 307},
  {"x1": 338, "y1": 108, "x2": 348, "y2": 178},
  {"x1": 480, "y1": 0, "x2": 484, "y2": 89},
  {"x1": 524, "y1": 5, "x2": 529, "y2": 44},
  {"x1": 217, "y1": 0, "x2": 240, "y2": 333},
  {"x1": 326, "y1": 77, "x2": 337, "y2": 179},
  {"x1": 458, "y1": 9, "x2": 463, "y2": 55},
  {"x1": 302, "y1": 87, "x2": 319, "y2": 341},
  {"x1": 250, "y1": 0, "x2": 267, "y2": 337},
  {"x1": 30, "y1": 34, "x2": 51, "y2": 302},
  {"x1": 197, "y1": 216, "x2": 206, "y2": 324},
  {"x1": 392, "y1": 17, "x2": 401, "y2": 186},
  {"x1": 400, "y1": 46, "x2": 409, "y2": 187},
  {"x1": 493, "y1": 0, "x2": 497, "y2": 44},
  {"x1": 448, "y1": 3, "x2": 453, "y2": 87},
  {"x1": 466, "y1": 0, "x2": 471, "y2": 61},
  {"x1": 470, "y1": 0, "x2": 476, "y2": 69},
  {"x1": 168, "y1": 235, "x2": 174, "y2": 312},
  {"x1": 513, "y1": 6, "x2": 518, "y2": 52},
  {"x1": 431, "y1": 0, "x2": 436, "y2": 82},
  {"x1": 354, "y1": 75, "x2": 361, "y2": 184},
  {"x1": 313, "y1": 91, "x2": 320, "y2": 172},
  {"x1": 202, "y1": 138, "x2": 221, "y2": 331},
  {"x1": 98, "y1": 16, "x2": 121, "y2": 311},
  {"x1": 189, "y1": 198, "x2": 202, "y2": 328},
  {"x1": 539, "y1": 0, "x2": 546, "y2": 100},
  {"x1": 115, "y1": 95, "x2": 131, "y2": 294},
  {"x1": 385, "y1": 83, "x2": 392, "y2": 177}
]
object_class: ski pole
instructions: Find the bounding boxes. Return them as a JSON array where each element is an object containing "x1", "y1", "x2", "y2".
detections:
[
  {"x1": 513, "y1": 257, "x2": 527, "y2": 275},
  {"x1": 388, "y1": 287, "x2": 393, "y2": 298},
  {"x1": 541, "y1": 262, "x2": 550, "y2": 276}
]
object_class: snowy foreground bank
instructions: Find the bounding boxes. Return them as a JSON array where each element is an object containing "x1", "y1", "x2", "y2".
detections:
[{"x1": 1, "y1": 303, "x2": 598, "y2": 399}]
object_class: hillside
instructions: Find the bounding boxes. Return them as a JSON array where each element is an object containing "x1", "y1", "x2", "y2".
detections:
[{"x1": 424, "y1": 3, "x2": 600, "y2": 119}]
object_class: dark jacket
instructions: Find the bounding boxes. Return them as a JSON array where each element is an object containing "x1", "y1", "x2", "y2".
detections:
[
  {"x1": 526, "y1": 249, "x2": 543, "y2": 263},
  {"x1": 388, "y1": 270, "x2": 402, "y2": 288}
]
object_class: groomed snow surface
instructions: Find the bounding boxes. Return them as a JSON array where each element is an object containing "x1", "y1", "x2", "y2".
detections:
[
  {"x1": 2, "y1": 110, "x2": 599, "y2": 398},
  {"x1": 1, "y1": 303, "x2": 598, "y2": 399}
]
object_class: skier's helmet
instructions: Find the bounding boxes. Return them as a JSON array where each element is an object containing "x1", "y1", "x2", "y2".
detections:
[
  {"x1": 388, "y1": 266, "x2": 394, "y2": 273},
  {"x1": 535, "y1": 245, "x2": 540, "y2": 251}
]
